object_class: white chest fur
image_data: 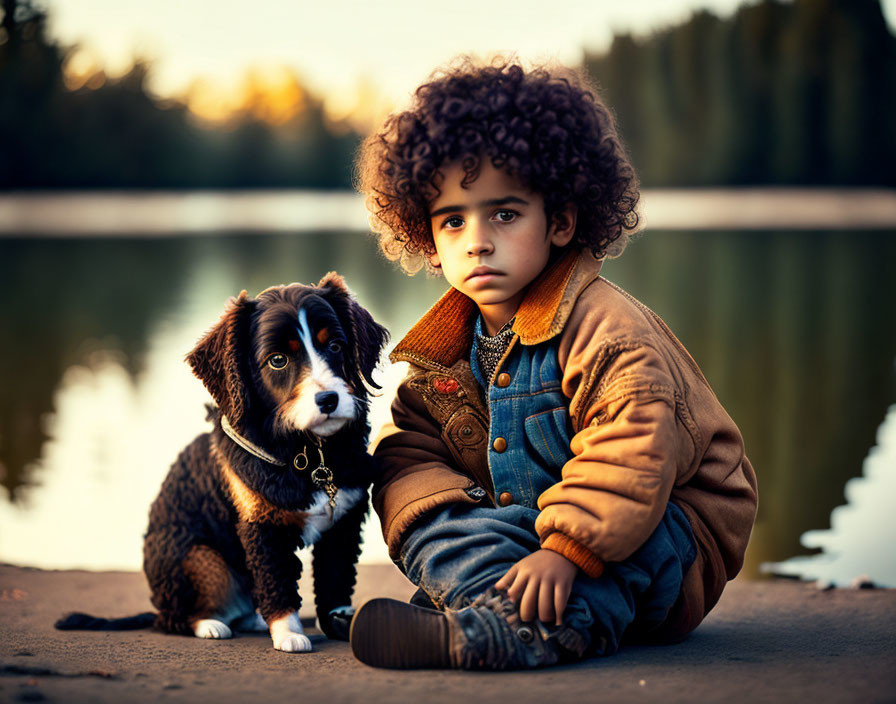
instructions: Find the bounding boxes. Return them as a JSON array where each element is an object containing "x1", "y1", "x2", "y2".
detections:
[{"x1": 300, "y1": 486, "x2": 366, "y2": 546}]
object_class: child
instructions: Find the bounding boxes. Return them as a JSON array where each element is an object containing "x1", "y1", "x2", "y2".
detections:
[{"x1": 349, "y1": 59, "x2": 757, "y2": 670}]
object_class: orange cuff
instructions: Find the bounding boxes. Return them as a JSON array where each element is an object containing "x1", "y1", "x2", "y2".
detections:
[{"x1": 541, "y1": 532, "x2": 605, "y2": 579}]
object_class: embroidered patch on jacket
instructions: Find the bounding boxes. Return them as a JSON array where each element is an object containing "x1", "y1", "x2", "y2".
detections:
[{"x1": 432, "y1": 376, "x2": 459, "y2": 394}]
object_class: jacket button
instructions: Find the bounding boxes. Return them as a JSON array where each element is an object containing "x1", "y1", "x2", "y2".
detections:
[
  {"x1": 492, "y1": 437, "x2": 507, "y2": 453},
  {"x1": 498, "y1": 491, "x2": 514, "y2": 506},
  {"x1": 496, "y1": 372, "x2": 511, "y2": 388},
  {"x1": 465, "y1": 487, "x2": 488, "y2": 501}
]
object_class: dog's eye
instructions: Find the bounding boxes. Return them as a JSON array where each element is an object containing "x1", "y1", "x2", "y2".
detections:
[
  {"x1": 327, "y1": 341, "x2": 342, "y2": 354},
  {"x1": 267, "y1": 354, "x2": 289, "y2": 370}
]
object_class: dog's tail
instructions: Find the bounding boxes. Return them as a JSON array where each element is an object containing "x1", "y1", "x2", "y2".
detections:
[{"x1": 54, "y1": 611, "x2": 156, "y2": 631}]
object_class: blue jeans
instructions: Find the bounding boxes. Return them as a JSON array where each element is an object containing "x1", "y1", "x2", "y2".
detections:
[{"x1": 399, "y1": 501, "x2": 697, "y2": 656}]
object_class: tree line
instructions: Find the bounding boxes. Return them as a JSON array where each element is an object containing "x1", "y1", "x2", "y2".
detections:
[
  {"x1": 0, "y1": 0, "x2": 359, "y2": 189},
  {"x1": 1, "y1": 0, "x2": 894, "y2": 189},
  {"x1": 586, "y1": 0, "x2": 896, "y2": 186}
]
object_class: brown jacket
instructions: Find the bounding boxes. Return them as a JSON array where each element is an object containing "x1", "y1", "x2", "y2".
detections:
[{"x1": 373, "y1": 250, "x2": 758, "y2": 636}]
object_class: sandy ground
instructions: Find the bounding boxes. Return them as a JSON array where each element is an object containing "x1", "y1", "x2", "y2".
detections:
[{"x1": 1, "y1": 563, "x2": 894, "y2": 704}]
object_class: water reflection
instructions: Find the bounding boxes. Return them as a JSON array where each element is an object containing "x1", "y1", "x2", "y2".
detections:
[
  {"x1": 0, "y1": 231, "x2": 447, "y2": 567},
  {"x1": 0, "y1": 229, "x2": 894, "y2": 575},
  {"x1": 601, "y1": 229, "x2": 896, "y2": 576}
]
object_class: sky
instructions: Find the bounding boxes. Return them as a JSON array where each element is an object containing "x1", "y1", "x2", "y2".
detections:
[{"x1": 43, "y1": 0, "x2": 896, "y2": 123}]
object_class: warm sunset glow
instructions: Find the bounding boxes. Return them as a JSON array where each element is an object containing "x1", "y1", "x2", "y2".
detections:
[
  {"x1": 61, "y1": 47, "x2": 106, "y2": 91},
  {"x1": 324, "y1": 76, "x2": 396, "y2": 134},
  {"x1": 43, "y1": 0, "x2": 896, "y2": 134},
  {"x1": 49, "y1": 0, "x2": 838, "y2": 131},
  {"x1": 183, "y1": 65, "x2": 311, "y2": 126},
  {"x1": 183, "y1": 76, "x2": 246, "y2": 124},
  {"x1": 237, "y1": 66, "x2": 309, "y2": 125}
]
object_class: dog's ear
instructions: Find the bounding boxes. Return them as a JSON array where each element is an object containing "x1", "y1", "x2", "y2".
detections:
[
  {"x1": 186, "y1": 290, "x2": 256, "y2": 427},
  {"x1": 317, "y1": 272, "x2": 389, "y2": 393}
]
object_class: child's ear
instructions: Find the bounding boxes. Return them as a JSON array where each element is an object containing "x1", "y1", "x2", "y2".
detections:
[
  {"x1": 428, "y1": 251, "x2": 441, "y2": 268},
  {"x1": 549, "y1": 204, "x2": 577, "y2": 247}
]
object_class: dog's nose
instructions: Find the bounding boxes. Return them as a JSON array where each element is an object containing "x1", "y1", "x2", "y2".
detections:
[{"x1": 315, "y1": 391, "x2": 339, "y2": 415}]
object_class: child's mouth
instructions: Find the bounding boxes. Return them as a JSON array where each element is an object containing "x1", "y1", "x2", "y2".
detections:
[{"x1": 466, "y1": 267, "x2": 502, "y2": 282}]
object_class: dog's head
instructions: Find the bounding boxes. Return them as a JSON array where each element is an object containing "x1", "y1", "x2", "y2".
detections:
[{"x1": 186, "y1": 273, "x2": 389, "y2": 438}]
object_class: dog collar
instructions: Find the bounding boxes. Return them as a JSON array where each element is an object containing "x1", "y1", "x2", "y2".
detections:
[
  {"x1": 220, "y1": 414, "x2": 287, "y2": 466},
  {"x1": 219, "y1": 415, "x2": 340, "y2": 509}
]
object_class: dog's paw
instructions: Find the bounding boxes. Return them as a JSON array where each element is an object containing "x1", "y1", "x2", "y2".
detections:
[
  {"x1": 235, "y1": 612, "x2": 268, "y2": 633},
  {"x1": 193, "y1": 619, "x2": 233, "y2": 639},
  {"x1": 273, "y1": 633, "x2": 313, "y2": 653}
]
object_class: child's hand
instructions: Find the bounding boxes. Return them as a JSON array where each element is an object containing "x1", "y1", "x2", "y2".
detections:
[{"x1": 495, "y1": 549, "x2": 578, "y2": 625}]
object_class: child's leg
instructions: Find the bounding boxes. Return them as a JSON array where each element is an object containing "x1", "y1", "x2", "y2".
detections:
[
  {"x1": 400, "y1": 501, "x2": 694, "y2": 646},
  {"x1": 399, "y1": 502, "x2": 541, "y2": 610},
  {"x1": 352, "y1": 501, "x2": 696, "y2": 669},
  {"x1": 565, "y1": 501, "x2": 697, "y2": 655}
]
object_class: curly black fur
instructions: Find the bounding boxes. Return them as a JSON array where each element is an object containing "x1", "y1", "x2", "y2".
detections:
[{"x1": 56, "y1": 274, "x2": 389, "y2": 642}]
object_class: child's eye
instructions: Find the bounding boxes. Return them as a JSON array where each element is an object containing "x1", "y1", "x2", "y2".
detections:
[
  {"x1": 493, "y1": 210, "x2": 517, "y2": 223},
  {"x1": 442, "y1": 215, "x2": 464, "y2": 230}
]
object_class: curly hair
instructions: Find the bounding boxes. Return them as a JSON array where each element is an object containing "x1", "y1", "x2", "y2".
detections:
[{"x1": 355, "y1": 58, "x2": 640, "y2": 274}]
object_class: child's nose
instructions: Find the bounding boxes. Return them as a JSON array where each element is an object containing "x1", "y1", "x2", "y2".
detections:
[{"x1": 465, "y1": 222, "x2": 494, "y2": 256}]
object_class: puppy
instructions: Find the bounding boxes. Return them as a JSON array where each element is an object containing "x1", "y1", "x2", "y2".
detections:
[{"x1": 56, "y1": 273, "x2": 389, "y2": 652}]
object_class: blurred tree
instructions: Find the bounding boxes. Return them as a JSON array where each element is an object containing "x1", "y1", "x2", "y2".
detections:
[
  {"x1": 586, "y1": 0, "x2": 896, "y2": 186},
  {"x1": 0, "y1": 0, "x2": 65, "y2": 187},
  {"x1": 2, "y1": 0, "x2": 894, "y2": 189},
  {"x1": 0, "y1": 0, "x2": 361, "y2": 189}
]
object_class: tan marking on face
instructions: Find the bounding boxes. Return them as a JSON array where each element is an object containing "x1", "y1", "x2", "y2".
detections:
[
  {"x1": 273, "y1": 373, "x2": 329, "y2": 434},
  {"x1": 289, "y1": 375, "x2": 320, "y2": 402},
  {"x1": 264, "y1": 365, "x2": 310, "y2": 409},
  {"x1": 316, "y1": 327, "x2": 330, "y2": 345},
  {"x1": 215, "y1": 445, "x2": 309, "y2": 526},
  {"x1": 288, "y1": 339, "x2": 301, "y2": 352}
]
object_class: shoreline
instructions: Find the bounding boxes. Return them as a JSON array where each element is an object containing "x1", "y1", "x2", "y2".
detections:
[{"x1": 1, "y1": 188, "x2": 895, "y2": 235}]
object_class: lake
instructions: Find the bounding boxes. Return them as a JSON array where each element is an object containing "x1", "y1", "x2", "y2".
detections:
[{"x1": 1, "y1": 198, "x2": 894, "y2": 584}]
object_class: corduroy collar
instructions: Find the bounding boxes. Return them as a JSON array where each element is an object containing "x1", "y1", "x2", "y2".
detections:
[{"x1": 390, "y1": 249, "x2": 604, "y2": 370}]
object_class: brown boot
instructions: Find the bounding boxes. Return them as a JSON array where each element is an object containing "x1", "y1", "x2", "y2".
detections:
[
  {"x1": 350, "y1": 589, "x2": 588, "y2": 670},
  {"x1": 350, "y1": 597, "x2": 451, "y2": 669}
]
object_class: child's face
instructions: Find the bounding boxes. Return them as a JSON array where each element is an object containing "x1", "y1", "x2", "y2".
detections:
[{"x1": 427, "y1": 160, "x2": 575, "y2": 335}]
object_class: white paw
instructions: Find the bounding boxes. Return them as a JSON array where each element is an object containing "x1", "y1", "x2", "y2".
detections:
[
  {"x1": 235, "y1": 612, "x2": 268, "y2": 632},
  {"x1": 273, "y1": 633, "x2": 313, "y2": 653},
  {"x1": 269, "y1": 611, "x2": 311, "y2": 652},
  {"x1": 193, "y1": 619, "x2": 232, "y2": 639}
]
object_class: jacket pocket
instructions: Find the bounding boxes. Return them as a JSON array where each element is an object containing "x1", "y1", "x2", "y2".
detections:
[
  {"x1": 524, "y1": 407, "x2": 573, "y2": 470},
  {"x1": 442, "y1": 408, "x2": 493, "y2": 495}
]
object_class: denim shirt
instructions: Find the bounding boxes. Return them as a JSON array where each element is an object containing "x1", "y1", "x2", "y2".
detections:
[{"x1": 470, "y1": 316, "x2": 574, "y2": 510}]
